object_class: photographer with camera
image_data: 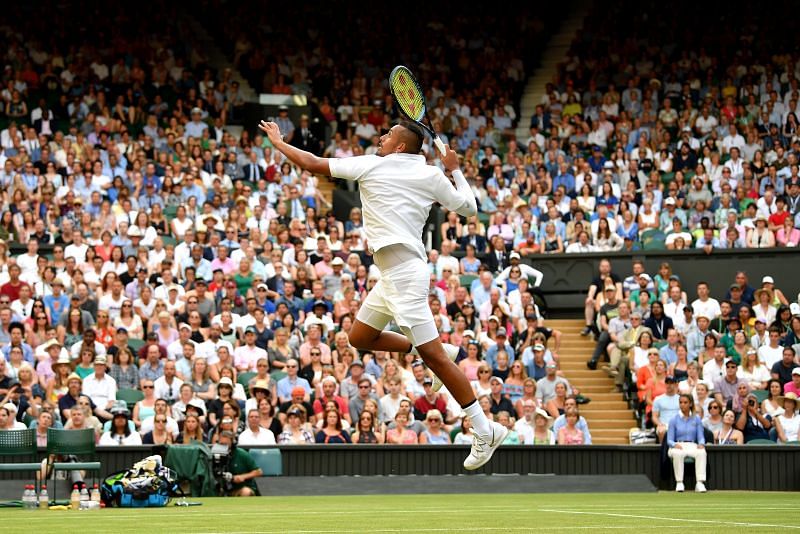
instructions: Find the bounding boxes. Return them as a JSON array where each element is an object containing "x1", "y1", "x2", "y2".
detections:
[
  {"x1": 212, "y1": 425, "x2": 262, "y2": 496},
  {"x1": 735, "y1": 392, "x2": 773, "y2": 442}
]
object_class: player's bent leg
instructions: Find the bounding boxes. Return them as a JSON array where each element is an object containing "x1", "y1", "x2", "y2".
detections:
[
  {"x1": 414, "y1": 335, "x2": 507, "y2": 470},
  {"x1": 349, "y1": 319, "x2": 414, "y2": 353}
]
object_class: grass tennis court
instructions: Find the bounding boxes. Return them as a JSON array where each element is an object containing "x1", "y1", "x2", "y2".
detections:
[{"x1": 2, "y1": 492, "x2": 796, "y2": 533}]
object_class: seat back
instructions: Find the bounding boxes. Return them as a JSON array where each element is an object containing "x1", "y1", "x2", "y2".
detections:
[
  {"x1": 47, "y1": 428, "x2": 97, "y2": 456},
  {"x1": 746, "y1": 438, "x2": 776, "y2": 445},
  {"x1": 751, "y1": 389, "x2": 769, "y2": 404},
  {"x1": 270, "y1": 370, "x2": 287, "y2": 383},
  {"x1": 117, "y1": 388, "x2": 145, "y2": 409},
  {"x1": 238, "y1": 372, "x2": 257, "y2": 393},
  {"x1": 248, "y1": 448, "x2": 283, "y2": 476},
  {"x1": 0, "y1": 428, "x2": 37, "y2": 456}
]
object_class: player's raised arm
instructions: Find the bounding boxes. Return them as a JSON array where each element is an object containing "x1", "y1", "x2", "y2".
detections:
[
  {"x1": 438, "y1": 145, "x2": 477, "y2": 217},
  {"x1": 258, "y1": 120, "x2": 332, "y2": 176}
]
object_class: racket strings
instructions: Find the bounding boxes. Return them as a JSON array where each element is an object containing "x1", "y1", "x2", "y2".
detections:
[{"x1": 390, "y1": 71, "x2": 425, "y2": 121}]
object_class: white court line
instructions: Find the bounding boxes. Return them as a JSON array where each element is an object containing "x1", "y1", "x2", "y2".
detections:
[
  {"x1": 539, "y1": 509, "x2": 800, "y2": 530},
  {"x1": 18, "y1": 507, "x2": 530, "y2": 521},
  {"x1": 191, "y1": 527, "x2": 692, "y2": 534}
]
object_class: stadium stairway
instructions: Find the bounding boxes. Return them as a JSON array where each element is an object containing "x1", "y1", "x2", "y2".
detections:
[
  {"x1": 514, "y1": 0, "x2": 591, "y2": 141},
  {"x1": 185, "y1": 16, "x2": 258, "y2": 103},
  {"x1": 546, "y1": 319, "x2": 633, "y2": 444}
]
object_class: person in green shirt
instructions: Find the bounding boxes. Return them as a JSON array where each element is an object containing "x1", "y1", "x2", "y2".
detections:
[{"x1": 217, "y1": 430, "x2": 262, "y2": 496}]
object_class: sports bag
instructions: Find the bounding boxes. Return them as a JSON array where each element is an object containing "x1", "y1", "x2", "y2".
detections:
[{"x1": 101, "y1": 455, "x2": 182, "y2": 507}]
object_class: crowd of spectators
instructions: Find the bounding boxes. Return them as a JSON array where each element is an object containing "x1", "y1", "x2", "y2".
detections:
[
  {"x1": 583, "y1": 258, "x2": 800, "y2": 445},
  {"x1": 0, "y1": 5, "x2": 592, "y2": 449},
  {"x1": 2, "y1": 0, "x2": 800, "y2": 457}
]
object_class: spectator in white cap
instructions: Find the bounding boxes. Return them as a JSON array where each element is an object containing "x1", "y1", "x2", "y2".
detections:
[
  {"x1": 759, "y1": 275, "x2": 789, "y2": 307},
  {"x1": 488, "y1": 376, "x2": 514, "y2": 415},
  {"x1": 784, "y1": 368, "x2": 800, "y2": 396},
  {"x1": 185, "y1": 106, "x2": 208, "y2": 139},
  {"x1": 495, "y1": 251, "x2": 544, "y2": 288},
  {"x1": 322, "y1": 256, "x2": 345, "y2": 298}
]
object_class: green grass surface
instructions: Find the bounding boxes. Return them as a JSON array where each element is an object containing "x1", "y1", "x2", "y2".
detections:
[{"x1": 2, "y1": 492, "x2": 797, "y2": 533}]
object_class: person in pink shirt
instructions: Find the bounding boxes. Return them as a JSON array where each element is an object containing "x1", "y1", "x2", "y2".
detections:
[
  {"x1": 314, "y1": 249, "x2": 335, "y2": 278},
  {"x1": 784, "y1": 368, "x2": 800, "y2": 395},
  {"x1": 233, "y1": 326, "x2": 268, "y2": 372},
  {"x1": 775, "y1": 217, "x2": 800, "y2": 247},
  {"x1": 210, "y1": 245, "x2": 236, "y2": 274}
]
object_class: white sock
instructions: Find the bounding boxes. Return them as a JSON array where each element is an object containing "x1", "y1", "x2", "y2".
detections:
[{"x1": 463, "y1": 401, "x2": 492, "y2": 438}]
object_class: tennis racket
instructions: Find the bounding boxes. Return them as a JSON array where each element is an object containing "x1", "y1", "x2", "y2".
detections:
[{"x1": 389, "y1": 65, "x2": 447, "y2": 156}]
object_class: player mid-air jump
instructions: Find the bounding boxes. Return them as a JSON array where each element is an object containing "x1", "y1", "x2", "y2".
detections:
[{"x1": 258, "y1": 115, "x2": 506, "y2": 469}]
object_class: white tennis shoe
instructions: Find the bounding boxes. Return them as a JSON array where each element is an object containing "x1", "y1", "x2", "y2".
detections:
[
  {"x1": 463, "y1": 422, "x2": 508, "y2": 470},
  {"x1": 432, "y1": 343, "x2": 459, "y2": 392}
]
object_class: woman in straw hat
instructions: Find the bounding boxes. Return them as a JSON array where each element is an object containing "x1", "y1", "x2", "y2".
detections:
[
  {"x1": 774, "y1": 392, "x2": 800, "y2": 443},
  {"x1": 532, "y1": 407, "x2": 556, "y2": 445},
  {"x1": 46, "y1": 349, "x2": 73, "y2": 402}
]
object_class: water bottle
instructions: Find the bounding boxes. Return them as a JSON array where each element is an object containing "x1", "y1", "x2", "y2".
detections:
[
  {"x1": 80, "y1": 485, "x2": 89, "y2": 503},
  {"x1": 21, "y1": 485, "x2": 31, "y2": 509},
  {"x1": 39, "y1": 485, "x2": 48, "y2": 509},
  {"x1": 25, "y1": 485, "x2": 35, "y2": 510},
  {"x1": 70, "y1": 484, "x2": 80, "y2": 510},
  {"x1": 90, "y1": 483, "x2": 101, "y2": 503}
]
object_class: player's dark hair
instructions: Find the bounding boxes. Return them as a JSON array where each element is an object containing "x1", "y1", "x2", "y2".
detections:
[{"x1": 398, "y1": 120, "x2": 424, "y2": 153}]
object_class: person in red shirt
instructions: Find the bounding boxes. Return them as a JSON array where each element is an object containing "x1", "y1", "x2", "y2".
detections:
[
  {"x1": 768, "y1": 196, "x2": 791, "y2": 232},
  {"x1": 0, "y1": 264, "x2": 29, "y2": 303},
  {"x1": 312, "y1": 376, "x2": 351, "y2": 425},
  {"x1": 413, "y1": 376, "x2": 449, "y2": 423}
]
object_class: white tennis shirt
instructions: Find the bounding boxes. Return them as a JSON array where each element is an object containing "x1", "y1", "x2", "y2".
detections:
[{"x1": 329, "y1": 153, "x2": 477, "y2": 259}]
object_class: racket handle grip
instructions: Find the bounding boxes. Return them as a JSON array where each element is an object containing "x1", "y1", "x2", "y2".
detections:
[{"x1": 433, "y1": 137, "x2": 446, "y2": 156}]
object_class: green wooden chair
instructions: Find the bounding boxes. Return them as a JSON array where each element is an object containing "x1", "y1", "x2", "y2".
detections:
[
  {"x1": 248, "y1": 448, "x2": 283, "y2": 476},
  {"x1": 270, "y1": 370, "x2": 287, "y2": 383},
  {"x1": 0, "y1": 429, "x2": 41, "y2": 492},
  {"x1": 161, "y1": 235, "x2": 177, "y2": 247},
  {"x1": 459, "y1": 274, "x2": 478, "y2": 289},
  {"x1": 116, "y1": 388, "x2": 145, "y2": 410},
  {"x1": 127, "y1": 338, "x2": 146, "y2": 356},
  {"x1": 746, "y1": 439, "x2": 776, "y2": 445},
  {"x1": 238, "y1": 372, "x2": 257, "y2": 395},
  {"x1": 164, "y1": 205, "x2": 179, "y2": 219},
  {"x1": 46, "y1": 428, "x2": 101, "y2": 502},
  {"x1": 751, "y1": 389, "x2": 769, "y2": 404}
]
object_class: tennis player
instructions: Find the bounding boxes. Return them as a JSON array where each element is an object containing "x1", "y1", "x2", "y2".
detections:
[{"x1": 259, "y1": 119, "x2": 507, "y2": 469}]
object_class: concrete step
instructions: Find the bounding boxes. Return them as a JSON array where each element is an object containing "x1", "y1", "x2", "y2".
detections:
[
  {"x1": 573, "y1": 388, "x2": 622, "y2": 400},
  {"x1": 579, "y1": 409, "x2": 634, "y2": 419},
  {"x1": 569, "y1": 400, "x2": 629, "y2": 410},
  {"x1": 581, "y1": 419, "x2": 637, "y2": 430},
  {"x1": 575, "y1": 392, "x2": 625, "y2": 401},
  {"x1": 561, "y1": 370, "x2": 613, "y2": 379},
  {"x1": 567, "y1": 376, "x2": 616, "y2": 385},
  {"x1": 590, "y1": 428, "x2": 634, "y2": 438}
]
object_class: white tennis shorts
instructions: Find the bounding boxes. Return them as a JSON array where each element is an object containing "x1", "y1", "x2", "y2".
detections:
[{"x1": 356, "y1": 246, "x2": 438, "y2": 346}]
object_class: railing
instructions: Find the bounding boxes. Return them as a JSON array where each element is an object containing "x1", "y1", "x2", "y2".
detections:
[{"x1": 2, "y1": 444, "x2": 798, "y2": 491}]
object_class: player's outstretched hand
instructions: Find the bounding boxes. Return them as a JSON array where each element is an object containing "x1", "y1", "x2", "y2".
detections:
[
  {"x1": 258, "y1": 121, "x2": 283, "y2": 146},
  {"x1": 441, "y1": 144, "x2": 460, "y2": 173}
]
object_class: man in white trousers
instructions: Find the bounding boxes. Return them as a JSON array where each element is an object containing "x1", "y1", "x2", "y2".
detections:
[{"x1": 259, "y1": 119, "x2": 506, "y2": 469}]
